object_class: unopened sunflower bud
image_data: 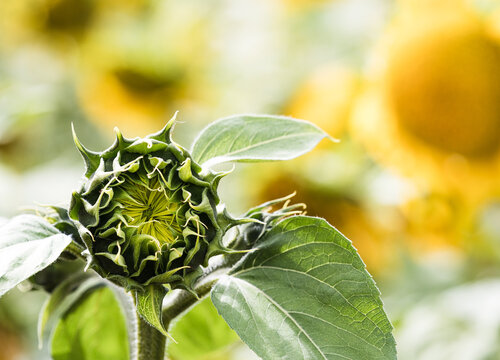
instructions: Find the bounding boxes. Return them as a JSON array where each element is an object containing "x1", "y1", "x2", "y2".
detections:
[{"x1": 69, "y1": 116, "x2": 232, "y2": 289}]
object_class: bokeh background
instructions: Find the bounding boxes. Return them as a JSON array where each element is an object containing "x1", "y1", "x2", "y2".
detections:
[{"x1": 1, "y1": 0, "x2": 500, "y2": 359}]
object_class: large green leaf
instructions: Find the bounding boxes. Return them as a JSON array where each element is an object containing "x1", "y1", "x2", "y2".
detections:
[
  {"x1": 167, "y1": 297, "x2": 240, "y2": 360},
  {"x1": 38, "y1": 273, "x2": 105, "y2": 347},
  {"x1": 191, "y1": 114, "x2": 333, "y2": 167},
  {"x1": 0, "y1": 215, "x2": 72, "y2": 297},
  {"x1": 211, "y1": 216, "x2": 396, "y2": 360},
  {"x1": 51, "y1": 287, "x2": 129, "y2": 360}
]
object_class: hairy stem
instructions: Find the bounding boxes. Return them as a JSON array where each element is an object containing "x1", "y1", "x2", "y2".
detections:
[
  {"x1": 162, "y1": 276, "x2": 218, "y2": 330},
  {"x1": 162, "y1": 253, "x2": 245, "y2": 330},
  {"x1": 136, "y1": 313, "x2": 166, "y2": 360},
  {"x1": 130, "y1": 251, "x2": 246, "y2": 359},
  {"x1": 63, "y1": 241, "x2": 86, "y2": 260},
  {"x1": 132, "y1": 291, "x2": 166, "y2": 360}
]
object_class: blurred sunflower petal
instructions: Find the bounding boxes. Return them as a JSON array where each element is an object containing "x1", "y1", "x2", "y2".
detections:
[{"x1": 350, "y1": 2, "x2": 500, "y2": 205}]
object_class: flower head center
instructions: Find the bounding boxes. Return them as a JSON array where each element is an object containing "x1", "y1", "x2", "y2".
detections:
[
  {"x1": 118, "y1": 176, "x2": 183, "y2": 245},
  {"x1": 142, "y1": 207, "x2": 155, "y2": 220}
]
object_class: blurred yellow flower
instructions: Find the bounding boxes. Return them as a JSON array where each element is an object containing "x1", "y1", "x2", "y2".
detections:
[
  {"x1": 245, "y1": 158, "x2": 403, "y2": 274},
  {"x1": 36, "y1": 0, "x2": 95, "y2": 36},
  {"x1": 78, "y1": 63, "x2": 187, "y2": 136},
  {"x1": 0, "y1": 0, "x2": 151, "y2": 52},
  {"x1": 351, "y1": 2, "x2": 500, "y2": 206},
  {"x1": 401, "y1": 193, "x2": 473, "y2": 253},
  {"x1": 76, "y1": 3, "x2": 211, "y2": 136},
  {"x1": 0, "y1": 0, "x2": 96, "y2": 50},
  {"x1": 285, "y1": 64, "x2": 359, "y2": 140}
]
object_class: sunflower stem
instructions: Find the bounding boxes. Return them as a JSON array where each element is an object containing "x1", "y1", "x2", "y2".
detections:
[
  {"x1": 162, "y1": 276, "x2": 219, "y2": 331},
  {"x1": 136, "y1": 314, "x2": 166, "y2": 360},
  {"x1": 162, "y1": 253, "x2": 244, "y2": 331},
  {"x1": 63, "y1": 241, "x2": 86, "y2": 260}
]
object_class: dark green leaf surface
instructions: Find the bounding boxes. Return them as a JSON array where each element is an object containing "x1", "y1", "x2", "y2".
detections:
[
  {"x1": 135, "y1": 284, "x2": 168, "y2": 336},
  {"x1": 211, "y1": 216, "x2": 396, "y2": 360},
  {"x1": 167, "y1": 297, "x2": 239, "y2": 360},
  {"x1": 191, "y1": 114, "x2": 333, "y2": 167},
  {"x1": 0, "y1": 215, "x2": 71, "y2": 297},
  {"x1": 51, "y1": 287, "x2": 129, "y2": 360}
]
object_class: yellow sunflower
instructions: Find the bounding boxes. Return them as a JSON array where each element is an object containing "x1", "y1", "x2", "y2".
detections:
[
  {"x1": 77, "y1": 53, "x2": 188, "y2": 136},
  {"x1": 0, "y1": 0, "x2": 97, "y2": 51},
  {"x1": 400, "y1": 192, "x2": 474, "y2": 254},
  {"x1": 350, "y1": 1, "x2": 500, "y2": 207},
  {"x1": 285, "y1": 64, "x2": 359, "y2": 141},
  {"x1": 76, "y1": 3, "x2": 211, "y2": 136},
  {"x1": 0, "y1": 0, "x2": 152, "y2": 54},
  {"x1": 242, "y1": 148, "x2": 403, "y2": 275}
]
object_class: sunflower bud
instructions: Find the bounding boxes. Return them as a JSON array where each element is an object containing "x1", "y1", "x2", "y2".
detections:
[{"x1": 69, "y1": 116, "x2": 231, "y2": 289}]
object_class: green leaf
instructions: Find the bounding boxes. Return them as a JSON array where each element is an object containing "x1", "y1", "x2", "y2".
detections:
[
  {"x1": 167, "y1": 297, "x2": 240, "y2": 360},
  {"x1": 191, "y1": 114, "x2": 333, "y2": 167},
  {"x1": 135, "y1": 284, "x2": 168, "y2": 336},
  {"x1": 0, "y1": 215, "x2": 72, "y2": 297},
  {"x1": 211, "y1": 216, "x2": 397, "y2": 360},
  {"x1": 38, "y1": 273, "x2": 105, "y2": 347},
  {"x1": 51, "y1": 286, "x2": 129, "y2": 360}
]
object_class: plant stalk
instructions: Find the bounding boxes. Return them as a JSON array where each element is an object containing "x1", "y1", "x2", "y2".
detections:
[
  {"x1": 131, "y1": 256, "x2": 239, "y2": 359},
  {"x1": 136, "y1": 314, "x2": 166, "y2": 360},
  {"x1": 162, "y1": 253, "x2": 244, "y2": 330},
  {"x1": 162, "y1": 276, "x2": 218, "y2": 330},
  {"x1": 63, "y1": 241, "x2": 86, "y2": 260},
  {"x1": 134, "y1": 225, "x2": 257, "y2": 356}
]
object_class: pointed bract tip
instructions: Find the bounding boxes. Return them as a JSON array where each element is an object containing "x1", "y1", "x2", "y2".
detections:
[
  {"x1": 114, "y1": 127, "x2": 125, "y2": 145},
  {"x1": 72, "y1": 123, "x2": 88, "y2": 154},
  {"x1": 150, "y1": 111, "x2": 179, "y2": 143},
  {"x1": 71, "y1": 122, "x2": 79, "y2": 145},
  {"x1": 71, "y1": 123, "x2": 100, "y2": 172}
]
